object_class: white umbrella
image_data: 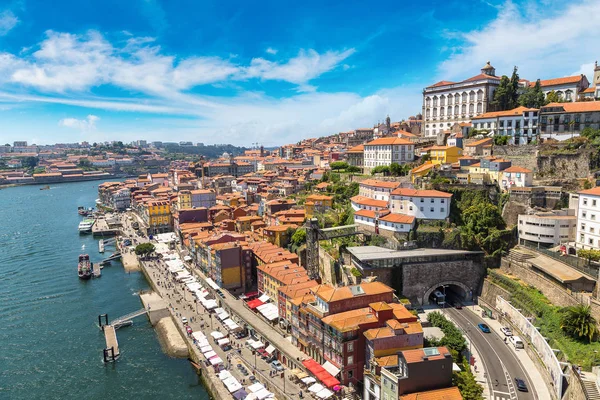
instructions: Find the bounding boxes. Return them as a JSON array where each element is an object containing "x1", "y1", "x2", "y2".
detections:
[
  {"x1": 316, "y1": 388, "x2": 334, "y2": 399},
  {"x1": 218, "y1": 370, "x2": 233, "y2": 380},
  {"x1": 255, "y1": 388, "x2": 272, "y2": 400},
  {"x1": 211, "y1": 331, "x2": 225, "y2": 340},
  {"x1": 301, "y1": 377, "x2": 316, "y2": 384},
  {"x1": 248, "y1": 383, "x2": 265, "y2": 393},
  {"x1": 309, "y1": 383, "x2": 324, "y2": 393},
  {"x1": 209, "y1": 356, "x2": 223, "y2": 365},
  {"x1": 203, "y1": 350, "x2": 217, "y2": 359}
]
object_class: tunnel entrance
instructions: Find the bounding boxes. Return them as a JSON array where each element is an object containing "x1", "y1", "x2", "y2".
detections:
[{"x1": 422, "y1": 281, "x2": 472, "y2": 306}]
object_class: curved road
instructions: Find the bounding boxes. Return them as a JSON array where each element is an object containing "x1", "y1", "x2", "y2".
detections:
[{"x1": 444, "y1": 307, "x2": 536, "y2": 400}]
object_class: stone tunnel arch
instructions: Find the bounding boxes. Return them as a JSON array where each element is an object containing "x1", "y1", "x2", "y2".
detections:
[{"x1": 422, "y1": 281, "x2": 473, "y2": 305}]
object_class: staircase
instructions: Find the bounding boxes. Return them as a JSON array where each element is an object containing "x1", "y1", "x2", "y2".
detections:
[
  {"x1": 580, "y1": 372, "x2": 600, "y2": 400},
  {"x1": 112, "y1": 308, "x2": 147, "y2": 329},
  {"x1": 506, "y1": 248, "x2": 535, "y2": 264}
]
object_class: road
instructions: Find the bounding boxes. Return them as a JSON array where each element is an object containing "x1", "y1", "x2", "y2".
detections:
[{"x1": 445, "y1": 307, "x2": 536, "y2": 400}]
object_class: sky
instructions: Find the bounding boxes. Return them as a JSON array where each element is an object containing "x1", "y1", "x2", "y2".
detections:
[{"x1": 0, "y1": 0, "x2": 598, "y2": 146}]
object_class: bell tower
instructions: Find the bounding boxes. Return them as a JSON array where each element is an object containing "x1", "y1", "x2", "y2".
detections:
[
  {"x1": 481, "y1": 61, "x2": 496, "y2": 76},
  {"x1": 594, "y1": 61, "x2": 600, "y2": 87}
]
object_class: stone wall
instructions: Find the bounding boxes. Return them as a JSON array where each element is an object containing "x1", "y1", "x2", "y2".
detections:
[
  {"x1": 562, "y1": 366, "x2": 588, "y2": 400},
  {"x1": 400, "y1": 259, "x2": 485, "y2": 305},
  {"x1": 537, "y1": 151, "x2": 592, "y2": 180},
  {"x1": 493, "y1": 144, "x2": 539, "y2": 172},
  {"x1": 479, "y1": 278, "x2": 511, "y2": 307}
]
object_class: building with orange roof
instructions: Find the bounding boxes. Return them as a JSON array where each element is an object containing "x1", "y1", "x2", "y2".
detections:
[
  {"x1": 314, "y1": 301, "x2": 421, "y2": 386},
  {"x1": 278, "y1": 280, "x2": 318, "y2": 325},
  {"x1": 305, "y1": 194, "x2": 333, "y2": 218},
  {"x1": 389, "y1": 188, "x2": 452, "y2": 220},
  {"x1": 463, "y1": 137, "x2": 493, "y2": 156},
  {"x1": 575, "y1": 185, "x2": 600, "y2": 251},
  {"x1": 248, "y1": 241, "x2": 299, "y2": 265},
  {"x1": 425, "y1": 145, "x2": 463, "y2": 165},
  {"x1": 539, "y1": 101, "x2": 600, "y2": 138},
  {"x1": 263, "y1": 224, "x2": 297, "y2": 248},
  {"x1": 472, "y1": 106, "x2": 539, "y2": 145},
  {"x1": 207, "y1": 241, "x2": 253, "y2": 293},
  {"x1": 500, "y1": 165, "x2": 533, "y2": 191},
  {"x1": 358, "y1": 179, "x2": 401, "y2": 201},
  {"x1": 363, "y1": 137, "x2": 414, "y2": 173},
  {"x1": 235, "y1": 215, "x2": 262, "y2": 233},
  {"x1": 354, "y1": 209, "x2": 415, "y2": 235},
  {"x1": 363, "y1": 346, "x2": 456, "y2": 400},
  {"x1": 350, "y1": 195, "x2": 389, "y2": 212},
  {"x1": 346, "y1": 144, "x2": 364, "y2": 171},
  {"x1": 409, "y1": 161, "x2": 438, "y2": 184},
  {"x1": 144, "y1": 199, "x2": 172, "y2": 234},
  {"x1": 526, "y1": 74, "x2": 589, "y2": 102},
  {"x1": 422, "y1": 61, "x2": 502, "y2": 138}
]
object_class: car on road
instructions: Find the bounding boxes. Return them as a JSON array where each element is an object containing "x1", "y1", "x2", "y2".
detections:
[
  {"x1": 500, "y1": 327, "x2": 513, "y2": 336},
  {"x1": 515, "y1": 378, "x2": 528, "y2": 392},
  {"x1": 271, "y1": 360, "x2": 284, "y2": 371},
  {"x1": 477, "y1": 323, "x2": 491, "y2": 333},
  {"x1": 181, "y1": 317, "x2": 188, "y2": 325},
  {"x1": 453, "y1": 301, "x2": 463, "y2": 309},
  {"x1": 248, "y1": 375, "x2": 256, "y2": 383}
]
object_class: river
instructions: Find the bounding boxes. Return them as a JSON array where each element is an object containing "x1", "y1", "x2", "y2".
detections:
[{"x1": 0, "y1": 180, "x2": 210, "y2": 399}]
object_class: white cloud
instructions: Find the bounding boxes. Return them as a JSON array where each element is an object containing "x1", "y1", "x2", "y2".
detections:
[
  {"x1": 59, "y1": 114, "x2": 100, "y2": 131},
  {"x1": 0, "y1": 10, "x2": 19, "y2": 36},
  {"x1": 437, "y1": 0, "x2": 600, "y2": 81},
  {"x1": 265, "y1": 47, "x2": 278, "y2": 55},
  {"x1": 2, "y1": 30, "x2": 355, "y2": 96},
  {"x1": 244, "y1": 49, "x2": 356, "y2": 85}
]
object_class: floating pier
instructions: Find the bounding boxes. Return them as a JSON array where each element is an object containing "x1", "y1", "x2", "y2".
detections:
[
  {"x1": 92, "y1": 263, "x2": 101, "y2": 278},
  {"x1": 98, "y1": 237, "x2": 116, "y2": 253},
  {"x1": 98, "y1": 309, "x2": 148, "y2": 362}
]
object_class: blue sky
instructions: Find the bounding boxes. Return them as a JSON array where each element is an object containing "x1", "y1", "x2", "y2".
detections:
[{"x1": 0, "y1": 0, "x2": 598, "y2": 146}]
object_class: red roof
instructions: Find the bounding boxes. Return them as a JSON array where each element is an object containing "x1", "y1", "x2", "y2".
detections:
[
  {"x1": 531, "y1": 75, "x2": 584, "y2": 87},
  {"x1": 246, "y1": 299, "x2": 264, "y2": 309},
  {"x1": 301, "y1": 359, "x2": 341, "y2": 389},
  {"x1": 391, "y1": 188, "x2": 452, "y2": 198}
]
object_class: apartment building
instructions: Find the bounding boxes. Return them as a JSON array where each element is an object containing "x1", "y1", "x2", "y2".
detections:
[
  {"x1": 190, "y1": 189, "x2": 216, "y2": 209},
  {"x1": 358, "y1": 180, "x2": 401, "y2": 202},
  {"x1": 539, "y1": 102, "x2": 600, "y2": 139}
]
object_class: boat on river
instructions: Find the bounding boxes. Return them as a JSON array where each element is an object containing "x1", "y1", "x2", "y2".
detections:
[
  {"x1": 78, "y1": 254, "x2": 92, "y2": 280},
  {"x1": 78, "y1": 219, "x2": 95, "y2": 233}
]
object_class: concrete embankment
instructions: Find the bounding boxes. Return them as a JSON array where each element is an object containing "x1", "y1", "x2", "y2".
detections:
[
  {"x1": 121, "y1": 249, "x2": 141, "y2": 272},
  {"x1": 155, "y1": 317, "x2": 189, "y2": 358}
]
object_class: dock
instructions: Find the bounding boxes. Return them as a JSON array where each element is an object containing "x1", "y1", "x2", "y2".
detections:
[
  {"x1": 92, "y1": 217, "x2": 120, "y2": 237},
  {"x1": 103, "y1": 325, "x2": 120, "y2": 361},
  {"x1": 93, "y1": 263, "x2": 101, "y2": 278},
  {"x1": 98, "y1": 237, "x2": 115, "y2": 253}
]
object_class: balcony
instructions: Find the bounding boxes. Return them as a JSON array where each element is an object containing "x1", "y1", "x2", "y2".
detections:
[{"x1": 306, "y1": 302, "x2": 327, "y2": 318}]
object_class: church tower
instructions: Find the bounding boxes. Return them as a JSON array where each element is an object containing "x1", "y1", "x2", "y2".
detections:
[
  {"x1": 594, "y1": 61, "x2": 600, "y2": 88},
  {"x1": 481, "y1": 61, "x2": 496, "y2": 76},
  {"x1": 386, "y1": 115, "x2": 391, "y2": 130}
]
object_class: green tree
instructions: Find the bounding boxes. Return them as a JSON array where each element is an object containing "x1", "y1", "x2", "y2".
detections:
[
  {"x1": 454, "y1": 365, "x2": 485, "y2": 400},
  {"x1": 21, "y1": 156, "x2": 39, "y2": 170},
  {"x1": 371, "y1": 165, "x2": 390, "y2": 175},
  {"x1": 330, "y1": 161, "x2": 349, "y2": 171},
  {"x1": 560, "y1": 305, "x2": 598, "y2": 342},
  {"x1": 508, "y1": 66, "x2": 520, "y2": 109},
  {"x1": 519, "y1": 79, "x2": 546, "y2": 108},
  {"x1": 346, "y1": 165, "x2": 361, "y2": 173},
  {"x1": 134, "y1": 243, "x2": 155, "y2": 258},
  {"x1": 494, "y1": 136, "x2": 509, "y2": 145},
  {"x1": 492, "y1": 75, "x2": 511, "y2": 111},
  {"x1": 291, "y1": 229, "x2": 307, "y2": 246},
  {"x1": 546, "y1": 90, "x2": 561, "y2": 104}
]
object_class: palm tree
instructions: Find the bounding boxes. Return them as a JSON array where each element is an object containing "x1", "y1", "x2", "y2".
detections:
[{"x1": 560, "y1": 304, "x2": 598, "y2": 342}]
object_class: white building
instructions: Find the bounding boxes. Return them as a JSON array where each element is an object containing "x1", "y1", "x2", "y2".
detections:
[
  {"x1": 471, "y1": 106, "x2": 539, "y2": 145},
  {"x1": 358, "y1": 179, "x2": 401, "y2": 202},
  {"x1": 363, "y1": 137, "x2": 414, "y2": 173},
  {"x1": 499, "y1": 166, "x2": 533, "y2": 191},
  {"x1": 350, "y1": 195, "x2": 389, "y2": 212},
  {"x1": 528, "y1": 75, "x2": 589, "y2": 102},
  {"x1": 518, "y1": 209, "x2": 576, "y2": 248},
  {"x1": 576, "y1": 187, "x2": 600, "y2": 250},
  {"x1": 353, "y1": 209, "x2": 415, "y2": 234},
  {"x1": 422, "y1": 62, "x2": 501, "y2": 137},
  {"x1": 389, "y1": 188, "x2": 452, "y2": 220}
]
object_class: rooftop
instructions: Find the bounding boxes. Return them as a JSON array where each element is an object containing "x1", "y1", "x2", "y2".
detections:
[{"x1": 347, "y1": 245, "x2": 480, "y2": 262}]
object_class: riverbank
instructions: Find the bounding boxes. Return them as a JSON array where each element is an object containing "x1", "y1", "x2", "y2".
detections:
[{"x1": 156, "y1": 317, "x2": 189, "y2": 358}]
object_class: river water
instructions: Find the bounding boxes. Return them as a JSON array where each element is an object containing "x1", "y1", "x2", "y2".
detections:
[{"x1": 0, "y1": 180, "x2": 210, "y2": 399}]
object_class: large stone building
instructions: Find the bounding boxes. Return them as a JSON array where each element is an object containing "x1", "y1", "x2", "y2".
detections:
[
  {"x1": 471, "y1": 106, "x2": 539, "y2": 145},
  {"x1": 422, "y1": 62, "x2": 501, "y2": 137},
  {"x1": 518, "y1": 209, "x2": 576, "y2": 248},
  {"x1": 530, "y1": 75, "x2": 589, "y2": 102}
]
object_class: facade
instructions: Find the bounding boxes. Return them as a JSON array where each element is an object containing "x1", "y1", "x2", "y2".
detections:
[
  {"x1": 350, "y1": 195, "x2": 389, "y2": 212},
  {"x1": 499, "y1": 166, "x2": 533, "y2": 191},
  {"x1": 209, "y1": 242, "x2": 253, "y2": 293},
  {"x1": 177, "y1": 190, "x2": 192, "y2": 209},
  {"x1": 539, "y1": 102, "x2": 600, "y2": 139},
  {"x1": 426, "y1": 145, "x2": 463, "y2": 165},
  {"x1": 389, "y1": 188, "x2": 452, "y2": 220},
  {"x1": 576, "y1": 187, "x2": 600, "y2": 250},
  {"x1": 346, "y1": 128, "x2": 375, "y2": 147},
  {"x1": 532, "y1": 75, "x2": 589, "y2": 101},
  {"x1": 204, "y1": 161, "x2": 255, "y2": 177},
  {"x1": 304, "y1": 194, "x2": 333, "y2": 218},
  {"x1": 346, "y1": 144, "x2": 364, "y2": 171},
  {"x1": 354, "y1": 209, "x2": 415, "y2": 234},
  {"x1": 463, "y1": 137, "x2": 493, "y2": 156},
  {"x1": 112, "y1": 188, "x2": 131, "y2": 211},
  {"x1": 518, "y1": 209, "x2": 576, "y2": 248},
  {"x1": 363, "y1": 137, "x2": 414, "y2": 174},
  {"x1": 471, "y1": 106, "x2": 539, "y2": 145},
  {"x1": 145, "y1": 200, "x2": 172, "y2": 234},
  {"x1": 190, "y1": 189, "x2": 216, "y2": 209},
  {"x1": 422, "y1": 62, "x2": 501, "y2": 137},
  {"x1": 358, "y1": 180, "x2": 400, "y2": 202}
]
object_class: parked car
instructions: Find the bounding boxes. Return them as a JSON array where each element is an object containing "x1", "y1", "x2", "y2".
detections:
[
  {"x1": 181, "y1": 317, "x2": 188, "y2": 325},
  {"x1": 477, "y1": 323, "x2": 491, "y2": 333},
  {"x1": 453, "y1": 301, "x2": 463, "y2": 309},
  {"x1": 515, "y1": 378, "x2": 528, "y2": 392},
  {"x1": 248, "y1": 376, "x2": 256, "y2": 383},
  {"x1": 271, "y1": 360, "x2": 284, "y2": 371},
  {"x1": 500, "y1": 327, "x2": 513, "y2": 336},
  {"x1": 509, "y1": 335, "x2": 524, "y2": 349}
]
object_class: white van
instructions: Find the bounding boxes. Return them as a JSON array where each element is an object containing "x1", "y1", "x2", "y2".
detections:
[{"x1": 510, "y1": 335, "x2": 524, "y2": 349}]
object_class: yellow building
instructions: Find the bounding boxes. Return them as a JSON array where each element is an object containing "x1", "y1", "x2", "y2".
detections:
[
  {"x1": 304, "y1": 194, "x2": 333, "y2": 218},
  {"x1": 409, "y1": 162, "x2": 437, "y2": 183},
  {"x1": 427, "y1": 145, "x2": 463, "y2": 165},
  {"x1": 146, "y1": 200, "x2": 172, "y2": 234},
  {"x1": 263, "y1": 224, "x2": 296, "y2": 248},
  {"x1": 177, "y1": 190, "x2": 192, "y2": 210}
]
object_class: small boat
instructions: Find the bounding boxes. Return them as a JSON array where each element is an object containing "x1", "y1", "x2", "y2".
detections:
[
  {"x1": 78, "y1": 254, "x2": 92, "y2": 280},
  {"x1": 78, "y1": 219, "x2": 95, "y2": 233},
  {"x1": 40, "y1": 185, "x2": 50, "y2": 190}
]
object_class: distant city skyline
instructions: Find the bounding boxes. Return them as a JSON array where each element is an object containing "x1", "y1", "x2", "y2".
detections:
[{"x1": 0, "y1": 0, "x2": 598, "y2": 145}]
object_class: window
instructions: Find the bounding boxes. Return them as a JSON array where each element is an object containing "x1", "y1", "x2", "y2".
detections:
[
  {"x1": 592, "y1": 227, "x2": 596, "y2": 234},
  {"x1": 593, "y1": 214, "x2": 596, "y2": 221},
  {"x1": 420, "y1": 198, "x2": 424, "y2": 202},
  {"x1": 347, "y1": 342, "x2": 353, "y2": 351},
  {"x1": 583, "y1": 212, "x2": 587, "y2": 218},
  {"x1": 348, "y1": 370, "x2": 354, "y2": 379},
  {"x1": 430, "y1": 207, "x2": 434, "y2": 212},
  {"x1": 584, "y1": 199, "x2": 588, "y2": 206},
  {"x1": 430, "y1": 198, "x2": 435, "y2": 203},
  {"x1": 441, "y1": 208, "x2": 445, "y2": 212},
  {"x1": 347, "y1": 356, "x2": 354, "y2": 365},
  {"x1": 409, "y1": 206, "x2": 413, "y2": 211},
  {"x1": 590, "y1": 238, "x2": 594, "y2": 245},
  {"x1": 441, "y1": 199, "x2": 445, "y2": 203},
  {"x1": 420, "y1": 207, "x2": 424, "y2": 211},
  {"x1": 594, "y1": 199, "x2": 597, "y2": 207},
  {"x1": 581, "y1": 233, "x2": 585, "y2": 241}
]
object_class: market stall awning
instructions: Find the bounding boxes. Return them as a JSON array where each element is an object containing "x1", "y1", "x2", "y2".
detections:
[
  {"x1": 265, "y1": 344, "x2": 276, "y2": 355},
  {"x1": 322, "y1": 361, "x2": 340, "y2": 377},
  {"x1": 258, "y1": 294, "x2": 271, "y2": 303},
  {"x1": 247, "y1": 299, "x2": 264, "y2": 309}
]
